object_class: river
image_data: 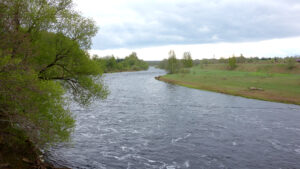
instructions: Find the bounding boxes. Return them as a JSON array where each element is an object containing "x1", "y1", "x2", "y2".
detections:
[{"x1": 47, "y1": 67, "x2": 300, "y2": 169}]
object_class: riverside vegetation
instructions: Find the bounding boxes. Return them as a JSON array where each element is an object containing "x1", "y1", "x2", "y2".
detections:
[
  {"x1": 0, "y1": 0, "x2": 148, "y2": 167},
  {"x1": 0, "y1": 0, "x2": 115, "y2": 168},
  {"x1": 157, "y1": 51, "x2": 300, "y2": 105},
  {"x1": 93, "y1": 52, "x2": 149, "y2": 73}
]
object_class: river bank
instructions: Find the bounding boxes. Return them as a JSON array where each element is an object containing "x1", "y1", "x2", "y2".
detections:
[
  {"x1": 156, "y1": 67, "x2": 300, "y2": 105},
  {"x1": 0, "y1": 121, "x2": 69, "y2": 169},
  {"x1": 0, "y1": 140, "x2": 65, "y2": 169}
]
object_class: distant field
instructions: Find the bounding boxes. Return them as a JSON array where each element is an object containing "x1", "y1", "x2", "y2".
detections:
[
  {"x1": 159, "y1": 64, "x2": 300, "y2": 105},
  {"x1": 198, "y1": 63, "x2": 300, "y2": 74}
]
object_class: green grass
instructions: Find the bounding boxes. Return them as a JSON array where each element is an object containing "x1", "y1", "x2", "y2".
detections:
[
  {"x1": 198, "y1": 63, "x2": 300, "y2": 74},
  {"x1": 159, "y1": 65, "x2": 300, "y2": 105}
]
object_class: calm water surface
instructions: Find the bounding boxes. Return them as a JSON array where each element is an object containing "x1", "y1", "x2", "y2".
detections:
[{"x1": 47, "y1": 67, "x2": 300, "y2": 169}]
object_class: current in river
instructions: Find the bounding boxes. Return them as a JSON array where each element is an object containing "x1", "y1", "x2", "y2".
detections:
[{"x1": 47, "y1": 67, "x2": 300, "y2": 169}]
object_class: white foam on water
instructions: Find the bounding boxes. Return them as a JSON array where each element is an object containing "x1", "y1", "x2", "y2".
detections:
[
  {"x1": 171, "y1": 137, "x2": 182, "y2": 143},
  {"x1": 105, "y1": 128, "x2": 118, "y2": 133},
  {"x1": 89, "y1": 115, "x2": 96, "y2": 119},
  {"x1": 184, "y1": 160, "x2": 190, "y2": 168},
  {"x1": 166, "y1": 165, "x2": 176, "y2": 169},
  {"x1": 105, "y1": 154, "x2": 132, "y2": 161},
  {"x1": 267, "y1": 139, "x2": 290, "y2": 152},
  {"x1": 132, "y1": 130, "x2": 139, "y2": 133},
  {"x1": 171, "y1": 133, "x2": 191, "y2": 143},
  {"x1": 143, "y1": 140, "x2": 149, "y2": 146},
  {"x1": 184, "y1": 133, "x2": 191, "y2": 139},
  {"x1": 126, "y1": 162, "x2": 131, "y2": 169},
  {"x1": 285, "y1": 127, "x2": 300, "y2": 132},
  {"x1": 294, "y1": 149, "x2": 300, "y2": 154},
  {"x1": 200, "y1": 154, "x2": 207, "y2": 158}
]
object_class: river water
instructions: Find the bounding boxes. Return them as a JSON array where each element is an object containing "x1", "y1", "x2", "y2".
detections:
[{"x1": 47, "y1": 67, "x2": 300, "y2": 169}]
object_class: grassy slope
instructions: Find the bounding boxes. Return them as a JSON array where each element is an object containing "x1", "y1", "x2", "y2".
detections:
[{"x1": 159, "y1": 64, "x2": 300, "y2": 105}]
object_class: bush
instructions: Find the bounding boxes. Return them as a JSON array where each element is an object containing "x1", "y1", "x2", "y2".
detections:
[
  {"x1": 228, "y1": 57, "x2": 237, "y2": 70},
  {"x1": 286, "y1": 58, "x2": 296, "y2": 70}
]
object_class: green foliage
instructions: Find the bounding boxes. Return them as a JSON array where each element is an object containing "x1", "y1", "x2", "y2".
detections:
[
  {"x1": 182, "y1": 52, "x2": 193, "y2": 68},
  {"x1": 286, "y1": 57, "x2": 296, "y2": 70},
  {"x1": 0, "y1": 65, "x2": 75, "y2": 145},
  {"x1": 93, "y1": 52, "x2": 149, "y2": 73},
  {"x1": 167, "y1": 50, "x2": 181, "y2": 74},
  {"x1": 158, "y1": 50, "x2": 190, "y2": 73},
  {"x1": 193, "y1": 55, "x2": 299, "y2": 65},
  {"x1": 0, "y1": 0, "x2": 107, "y2": 147},
  {"x1": 236, "y1": 54, "x2": 246, "y2": 63},
  {"x1": 158, "y1": 59, "x2": 168, "y2": 70},
  {"x1": 228, "y1": 56, "x2": 237, "y2": 70}
]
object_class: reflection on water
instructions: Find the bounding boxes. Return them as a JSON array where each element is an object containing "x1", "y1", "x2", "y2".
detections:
[{"x1": 47, "y1": 67, "x2": 300, "y2": 169}]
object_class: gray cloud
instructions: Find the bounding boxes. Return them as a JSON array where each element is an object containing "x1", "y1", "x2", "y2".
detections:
[{"x1": 91, "y1": 0, "x2": 300, "y2": 49}]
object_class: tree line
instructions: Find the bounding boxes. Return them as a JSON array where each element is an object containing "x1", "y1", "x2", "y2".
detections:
[
  {"x1": 195, "y1": 54, "x2": 300, "y2": 65},
  {"x1": 159, "y1": 51, "x2": 300, "y2": 73},
  {"x1": 93, "y1": 52, "x2": 149, "y2": 73},
  {"x1": 197, "y1": 55, "x2": 300, "y2": 70}
]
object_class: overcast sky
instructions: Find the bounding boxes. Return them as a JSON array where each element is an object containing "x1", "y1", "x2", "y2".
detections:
[{"x1": 74, "y1": 0, "x2": 300, "y2": 60}]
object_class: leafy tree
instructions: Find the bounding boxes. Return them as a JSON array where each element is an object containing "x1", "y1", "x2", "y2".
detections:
[
  {"x1": 0, "y1": 0, "x2": 108, "y2": 147},
  {"x1": 182, "y1": 52, "x2": 193, "y2": 68},
  {"x1": 228, "y1": 56, "x2": 237, "y2": 70},
  {"x1": 167, "y1": 50, "x2": 180, "y2": 74},
  {"x1": 236, "y1": 53, "x2": 246, "y2": 63}
]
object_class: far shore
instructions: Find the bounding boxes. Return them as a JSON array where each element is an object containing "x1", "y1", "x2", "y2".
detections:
[{"x1": 155, "y1": 65, "x2": 300, "y2": 105}]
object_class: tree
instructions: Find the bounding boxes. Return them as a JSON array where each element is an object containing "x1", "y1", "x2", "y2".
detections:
[
  {"x1": 167, "y1": 50, "x2": 180, "y2": 74},
  {"x1": 228, "y1": 56, "x2": 237, "y2": 70},
  {"x1": 0, "y1": 0, "x2": 108, "y2": 147},
  {"x1": 182, "y1": 51, "x2": 193, "y2": 68},
  {"x1": 236, "y1": 53, "x2": 246, "y2": 63}
]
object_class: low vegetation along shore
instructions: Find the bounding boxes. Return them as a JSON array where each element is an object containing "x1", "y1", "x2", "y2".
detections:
[
  {"x1": 93, "y1": 52, "x2": 149, "y2": 73},
  {"x1": 157, "y1": 52, "x2": 300, "y2": 105}
]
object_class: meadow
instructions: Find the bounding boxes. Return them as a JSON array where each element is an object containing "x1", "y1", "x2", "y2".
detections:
[{"x1": 159, "y1": 63, "x2": 300, "y2": 105}]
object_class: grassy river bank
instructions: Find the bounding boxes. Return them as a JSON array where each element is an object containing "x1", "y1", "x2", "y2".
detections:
[{"x1": 156, "y1": 64, "x2": 300, "y2": 105}]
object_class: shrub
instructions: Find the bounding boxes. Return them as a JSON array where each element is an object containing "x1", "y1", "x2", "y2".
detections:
[
  {"x1": 286, "y1": 58, "x2": 296, "y2": 70},
  {"x1": 228, "y1": 57, "x2": 237, "y2": 70}
]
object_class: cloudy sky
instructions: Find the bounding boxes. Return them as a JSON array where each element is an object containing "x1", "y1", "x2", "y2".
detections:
[{"x1": 74, "y1": 0, "x2": 300, "y2": 60}]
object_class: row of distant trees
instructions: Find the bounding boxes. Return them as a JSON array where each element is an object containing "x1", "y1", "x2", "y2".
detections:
[
  {"x1": 158, "y1": 50, "x2": 193, "y2": 74},
  {"x1": 195, "y1": 54, "x2": 300, "y2": 65},
  {"x1": 199, "y1": 54, "x2": 300, "y2": 70},
  {"x1": 93, "y1": 52, "x2": 149, "y2": 72},
  {"x1": 159, "y1": 52, "x2": 300, "y2": 73}
]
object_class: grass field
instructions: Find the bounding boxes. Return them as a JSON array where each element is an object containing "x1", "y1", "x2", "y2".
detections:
[
  {"x1": 198, "y1": 63, "x2": 300, "y2": 74},
  {"x1": 158, "y1": 64, "x2": 300, "y2": 105}
]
